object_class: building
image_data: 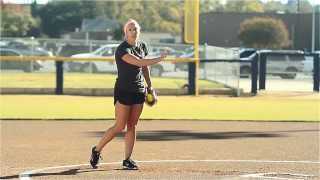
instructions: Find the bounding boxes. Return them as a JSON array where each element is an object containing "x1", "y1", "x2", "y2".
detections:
[{"x1": 200, "y1": 11, "x2": 320, "y2": 51}]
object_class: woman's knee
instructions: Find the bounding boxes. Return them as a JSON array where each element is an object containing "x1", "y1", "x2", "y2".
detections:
[
  {"x1": 126, "y1": 123, "x2": 136, "y2": 131},
  {"x1": 112, "y1": 124, "x2": 126, "y2": 133}
]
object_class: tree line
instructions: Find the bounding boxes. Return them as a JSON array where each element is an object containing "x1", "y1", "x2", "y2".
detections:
[
  {"x1": 1, "y1": 0, "x2": 314, "y2": 49},
  {"x1": 1, "y1": 0, "x2": 313, "y2": 38}
]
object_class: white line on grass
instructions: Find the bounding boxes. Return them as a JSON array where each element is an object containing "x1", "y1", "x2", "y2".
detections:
[{"x1": 19, "y1": 159, "x2": 320, "y2": 180}]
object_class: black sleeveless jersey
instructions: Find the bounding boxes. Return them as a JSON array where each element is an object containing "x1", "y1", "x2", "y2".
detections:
[{"x1": 114, "y1": 41, "x2": 148, "y2": 93}]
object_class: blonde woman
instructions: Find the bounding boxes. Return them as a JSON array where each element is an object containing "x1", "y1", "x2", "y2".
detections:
[{"x1": 90, "y1": 19, "x2": 166, "y2": 170}]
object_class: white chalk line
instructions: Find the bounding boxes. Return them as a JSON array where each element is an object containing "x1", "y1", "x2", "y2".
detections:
[
  {"x1": 242, "y1": 172, "x2": 315, "y2": 180},
  {"x1": 19, "y1": 159, "x2": 320, "y2": 180}
]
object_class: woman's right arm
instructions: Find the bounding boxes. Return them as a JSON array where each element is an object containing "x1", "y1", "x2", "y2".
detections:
[{"x1": 122, "y1": 53, "x2": 166, "y2": 67}]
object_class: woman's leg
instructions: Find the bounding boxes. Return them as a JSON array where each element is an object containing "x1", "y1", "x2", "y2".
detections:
[
  {"x1": 95, "y1": 101, "x2": 131, "y2": 152},
  {"x1": 124, "y1": 103, "x2": 143, "y2": 160}
]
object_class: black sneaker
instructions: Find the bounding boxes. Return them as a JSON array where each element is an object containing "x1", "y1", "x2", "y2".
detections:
[
  {"x1": 90, "y1": 146, "x2": 102, "y2": 169},
  {"x1": 122, "y1": 158, "x2": 139, "y2": 170}
]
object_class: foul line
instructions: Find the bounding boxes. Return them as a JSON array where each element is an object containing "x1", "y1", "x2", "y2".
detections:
[{"x1": 19, "y1": 159, "x2": 320, "y2": 180}]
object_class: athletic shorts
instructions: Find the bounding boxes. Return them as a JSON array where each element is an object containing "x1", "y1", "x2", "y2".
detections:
[{"x1": 114, "y1": 88, "x2": 145, "y2": 105}]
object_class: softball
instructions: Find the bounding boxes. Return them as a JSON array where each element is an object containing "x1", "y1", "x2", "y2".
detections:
[{"x1": 147, "y1": 94, "x2": 153, "y2": 102}]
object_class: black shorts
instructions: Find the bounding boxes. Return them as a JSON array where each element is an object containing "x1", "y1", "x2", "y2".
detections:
[{"x1": 114, "y1": 88, "x2": 145, "y2": 105}]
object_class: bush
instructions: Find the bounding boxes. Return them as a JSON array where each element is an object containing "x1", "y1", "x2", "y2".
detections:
[{"x1": 238, "y1": 17, "x2": 290, "y2": 49}]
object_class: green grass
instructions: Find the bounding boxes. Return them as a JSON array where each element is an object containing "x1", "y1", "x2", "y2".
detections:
[
  {"x1": 1, "y1": 95, "x2": 318, "y2": 121},
  {"x1": 0, "y1": 72, "x2": 223, "y2": 89}
]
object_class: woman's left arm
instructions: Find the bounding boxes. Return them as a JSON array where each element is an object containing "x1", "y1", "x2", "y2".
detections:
[{"x1": 142, "y1": 66, "x2": 152, "y2": 89}]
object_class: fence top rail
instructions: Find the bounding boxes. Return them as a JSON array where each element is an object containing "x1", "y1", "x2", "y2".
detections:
[
  {"x1": 0, "y1": 55, "x2": 266, "y2": 63},
  {"x1": 0, "y1": 56, "x2": 196, "y2": 63}
]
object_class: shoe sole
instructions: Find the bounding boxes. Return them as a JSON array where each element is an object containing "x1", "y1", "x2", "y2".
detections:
[
  {"x1": 90, "y1": 160, "x2": 98, "y2": 169},
  {"x1": 122, "y1": 166, "x2": 138, "y2": 170}
]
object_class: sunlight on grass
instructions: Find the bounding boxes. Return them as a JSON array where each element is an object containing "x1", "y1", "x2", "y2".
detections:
[
  {"x1": 1, "y1": 95, "x2": 318, "y2": 121},
  {"x1": 0, "y1": 72, "x2": 223, "y2": 89}
]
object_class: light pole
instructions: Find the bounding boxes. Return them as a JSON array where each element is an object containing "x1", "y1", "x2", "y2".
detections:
[
  {"x1": 312, "y1": 5, "x2": 315, "y2": 52},
  {"x1": 31, "y1": 36, "x2": 34, "y2": 72}
]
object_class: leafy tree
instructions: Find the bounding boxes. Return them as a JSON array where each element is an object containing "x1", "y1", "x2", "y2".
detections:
[
  {"x1": 37, "y1": 1, "x2": 98, "y2": 37},
  {"x1": 36, "y1": 0, "x2": 183, "y2": 37},
  {"x1": 263, "y1": 0, "x2": 286, "y2": 13},
  {"x1": 238, "y1": 17, "x2": 290, "y2": 49},
  {"x1": 95, "y1": 1, "x2": 119, "y2": 20},
  {"x1": 200, "y1": 0, "x2": 224, "y2": 13},
  {"x1": 286, "y1": 0, "x2": 312, "y2": 13},
  {"x1": 1, "y1": 9, "x2": 38, "y2": 37},
  {"x1": 30, "y1": 0, "x2": 38, "y2": 17},
  {"x1": 114, "y1": 1, "x2": 183, "y2": 35},
  {"x1": 225, "y1": 0, "x2": 264, "y2": 13}
]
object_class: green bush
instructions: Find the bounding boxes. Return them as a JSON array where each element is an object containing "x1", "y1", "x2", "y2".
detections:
[{"x1": 238, "y1": 17, "x2": 290, "y2": 49}]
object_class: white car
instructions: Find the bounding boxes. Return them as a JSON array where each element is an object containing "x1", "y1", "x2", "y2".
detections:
[
  {"x1": 147, "y1": 53, "x2": 176, "y2": 76},
  {"x1": 302, "y1": 51, "x2": 320, "y2": 73},
  {"x1": 147, "y1": 46, "x2": 183, "y2": 76},
  {"x1": 71, "y1": 44, "x2": 177, "y2": 76},
  {"x1": 70, "y1": 44, "x2": 119, "y2": 73}
]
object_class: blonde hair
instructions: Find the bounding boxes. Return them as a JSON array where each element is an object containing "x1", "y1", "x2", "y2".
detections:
[{"x1": 123, "y1": 19, "x2": 141, "y2": 40}]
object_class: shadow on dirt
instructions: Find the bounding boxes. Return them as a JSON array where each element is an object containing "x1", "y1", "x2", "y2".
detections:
[
  {"x1": 0, "y1": 167, "x2": 113, "y2": 179},
  {"x1": 84, "y1": 130, "x2": 289, "y2": 141}
]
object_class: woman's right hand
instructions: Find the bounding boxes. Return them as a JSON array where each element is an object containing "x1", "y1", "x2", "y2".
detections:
[{"x1": 159, "y1": 51, "x2": 168, "y2": 60}]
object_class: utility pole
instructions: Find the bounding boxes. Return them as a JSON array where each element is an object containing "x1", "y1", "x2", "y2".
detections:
[{"x1": 312, "y1": 6, "x2": 315, "y2": 52}]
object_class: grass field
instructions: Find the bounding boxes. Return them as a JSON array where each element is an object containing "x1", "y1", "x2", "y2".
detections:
[
  {"x1": 0, "y1": 72, "x2": 223, "y2": 89},
  {"x1": 1, "y1": 94, "x2": 319, "y2": 121}
]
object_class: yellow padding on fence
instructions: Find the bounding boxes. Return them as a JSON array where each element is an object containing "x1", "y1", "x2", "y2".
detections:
[{"x1": 0, "y1": 56, "x2": 195, "y2": 63}]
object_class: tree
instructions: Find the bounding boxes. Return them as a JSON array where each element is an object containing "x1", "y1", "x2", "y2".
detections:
[
  {"x1": 263, "y1": 0, "x2": 286, "y2": 13},
  {"x1": 37, "y1": 0, "x2": 183, "y2": 37},
  {"x1": 114, "y1": 1, "x2": 183, "y2": 35},
  {"x1": 238, "y1": 17, "x2": 290, "y2": 49},
  {"x1": 287, "y1": 0, "x2": 313, "y2": 13},
  {"x1": 1, "y1": 9, "x2": 38, "y2": 37},
  {"x1": 30, "y1": 0, "x2": 38, "y2": 17},
  {"x1": 37, "y1": 1, "x2": 98, "y2": 37},
  {"x1": 200, "y1": 0, "x2": 224, "y2": 13},
  {"x1": 225, "y1": 0, "x2": 264, "y2": 13}
]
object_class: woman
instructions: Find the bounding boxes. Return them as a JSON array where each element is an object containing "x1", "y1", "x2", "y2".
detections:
[{"x1": 90, "y1": 19, "x2": 166, "y2": 170}]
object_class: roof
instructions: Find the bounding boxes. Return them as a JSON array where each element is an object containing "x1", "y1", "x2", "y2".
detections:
[{"x1": 81, "y1": 17, "x2": 120, "y2": 32}]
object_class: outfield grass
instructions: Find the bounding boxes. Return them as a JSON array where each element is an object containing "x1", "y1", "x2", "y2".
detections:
[
  {"x1": 1, "y1": 95, "x2": 318, "y2": 121},
  {"x1": 0, "y1": 72, "x2": 223, "y2": 89}
]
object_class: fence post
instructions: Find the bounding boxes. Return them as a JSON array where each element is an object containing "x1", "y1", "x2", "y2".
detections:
[
  {"x1": 55, "y1": 61, "x2": 64, "y2": 95},
  {"x1": 188, "y1": 62, "x2": 196, "y2": 95},
  {"x1": 259, "y1": 53, "x2": 267, "y2": 90},
  {"x1": 313, "y1": 54, "x2": 320, "y2": 92},
  {"x1": 251, "y1": 54, "x2": 258, "y2": 94}
]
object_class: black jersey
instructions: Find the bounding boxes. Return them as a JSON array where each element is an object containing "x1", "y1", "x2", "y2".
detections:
[{"x1": 114, "y1": 41, "x2": 148, "y2": 93}]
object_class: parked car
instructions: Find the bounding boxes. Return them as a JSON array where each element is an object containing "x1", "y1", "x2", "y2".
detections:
[
  {"x1": 240, "y1": 50, "x2": 305, "y2": 79},
  {"x1": 0, "y1": 48, "x2": 42, "y2": 72},
  {"x1": 147, "y1": 46, "x2": 184, "y2": 76},
  {"x1": 147, "y1": 58, "x2": 176, "y2": 77},
  {"x1": 239, "y1": 48, "x2": 257, "y2": 78},
  {"x1": 302, "y1": 51, "x2": 320, "y2": 73},
  {"x1": 70, "y1": 44, "x2": 119, "y2": 73},
  {"x1": 0, "y1": 39, "x2": 53, "y2": 57},
  {"x1": 174, "y1": 46, "x2": 206, "y2": 71}
]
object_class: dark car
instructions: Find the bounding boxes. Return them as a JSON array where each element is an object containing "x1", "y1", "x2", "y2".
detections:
[
  {"x1": 239, "y1": 48, "x2": 257, "y2": 78},
  {"x1": 240, "y1": 49, "x2": 305, "y2": 79},
  {"x1": 0, "y1": 39, "x2": 54, "y2": 66},
  {"x1": 1, "y1": 40, "x2": 53, "y2": 57},
  {"x1": 0, "y1": 48, "x2": 42, "y2": 72}
]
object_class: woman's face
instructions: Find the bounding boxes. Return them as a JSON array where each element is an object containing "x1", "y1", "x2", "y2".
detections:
[{"x1": 125, "y1": 22, "x2": 140, "y2": 41}]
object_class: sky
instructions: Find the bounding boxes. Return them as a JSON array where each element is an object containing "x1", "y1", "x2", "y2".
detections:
[
  {"x1": 261, "y1": 0, "x2": 320, "y2": 5},
  {"x1": 2, "y1": 0, "x2": 320, "y2": 5}
]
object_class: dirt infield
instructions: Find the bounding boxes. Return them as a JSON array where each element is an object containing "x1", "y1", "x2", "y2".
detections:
[{"x1": 1, "y1": 120, "x2": 319, "y2": 179}]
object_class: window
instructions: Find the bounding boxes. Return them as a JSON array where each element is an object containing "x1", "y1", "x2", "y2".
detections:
[
  {"x1": 0, "y1": 50, "x2": 19, "y2": 56},
  {"x1": 288, "y1": 54, "x2": 305, "y2": 62},
  {"x1": 267, "y1": 54, "x2": 285, "y2": 62}
]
